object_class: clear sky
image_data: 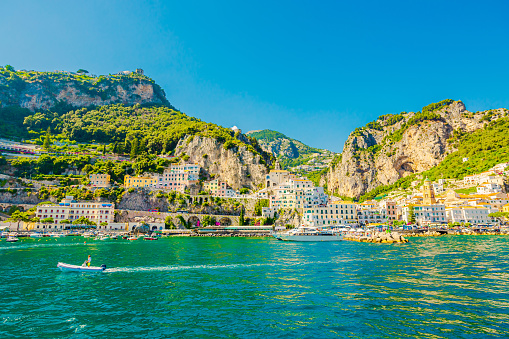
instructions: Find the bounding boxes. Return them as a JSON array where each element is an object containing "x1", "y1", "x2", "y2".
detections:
[{"x1": 2, "y1": 0, "x2": 508, "y2": 152}]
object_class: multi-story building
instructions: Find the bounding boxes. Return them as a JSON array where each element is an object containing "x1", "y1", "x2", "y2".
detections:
[
  {"x1": 35, "y1": 196, "x2": 115, "y2": 230},
  {"x1": 477, "y1": 182, "x2": 503, "y2": 194},
  {"x1": 446, "y1": 206, "x2": 493, "y2": 225},
  {"x1": 463, "y1": 172, "x2": 502, "y2": 186},
  {"x1": 265, "y1": 169, "x2": 296, "y2": 188},
  {"x1": 156, "y1": 163, "x2": 200, "y2": 192},
  {"x1": 124, "y1": 175, "x2": 157, "y2": 189},
  {"x1": 357, "y1": 206, "x2": 387, "y2": 225},
  {"x1": 380, "y1": 200, "x2": 398, "y2": 221},
  {"x1": 402, "y1": 204, "x2": 446, "y2": 225},
  {"x1": 204, "y1": 178, "x2": 229, "y2": 196},
  {"x1": 303, "y1": 201, "x2": 357, "y2": 227},
  {"x1": 270, "y1": 179, "x2": 327, "y2": 209},
  {"x1": 217, "y1": 187, "x2": 237, "y2": 198},
  {"x1": 89, "y1": 173, "x2": 110, "y2": 188}
]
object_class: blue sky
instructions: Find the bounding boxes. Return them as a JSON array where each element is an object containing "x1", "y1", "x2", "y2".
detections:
[{"x1": 2, "y1": 0, "x2": 508, "y2": 152}]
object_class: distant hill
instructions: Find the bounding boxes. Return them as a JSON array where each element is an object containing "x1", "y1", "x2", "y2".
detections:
[{"x1": 246, "y1": 129, "x2": 333, "y2": 170}]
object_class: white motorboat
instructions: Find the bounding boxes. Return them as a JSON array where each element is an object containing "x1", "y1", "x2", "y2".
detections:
[
  {"x1": 30, "y1": 233, "x2": 43, "y2": 238},
  {"x1": 99, "y1": 236, "x2": 109, "y2": 240},
  {"x1": 57, "y1": 262, "x2": 107, "y2": 272},
  {"x1": 272, "y1": 226, "x2": 343, "y2": 242},
  {"x1": 6, "y1": 236, "x2": 19, "y2": 243},
  {"x1": 127, "y1": 236, "x2": 138, "y2": 241}
]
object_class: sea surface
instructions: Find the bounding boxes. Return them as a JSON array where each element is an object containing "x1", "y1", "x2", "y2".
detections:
[{"x1": 1, "y1": 235, "x2": 509, "y2": 338}]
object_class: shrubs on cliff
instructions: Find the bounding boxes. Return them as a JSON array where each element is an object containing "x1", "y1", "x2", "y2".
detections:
[{"x1": 50, "y1": 104, "x2": 268, "y2": 161}]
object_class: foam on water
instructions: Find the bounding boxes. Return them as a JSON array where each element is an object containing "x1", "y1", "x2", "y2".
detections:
[{"x1": 105, "y1": 260, "x2": 339, "y2": 273}]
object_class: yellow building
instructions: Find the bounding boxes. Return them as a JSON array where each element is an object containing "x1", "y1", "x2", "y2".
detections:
[
  {"x1": 89, "y1": 173, "x2": 111, "y2": 187},
  {"x1": 503, "y1": 203, "x2": 509, "y2": 213},
  {"x1": 124, "y1": 175, "x2": 157, "y2": 189}
]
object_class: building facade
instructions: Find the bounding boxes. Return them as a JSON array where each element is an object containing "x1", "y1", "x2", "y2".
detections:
[
  {"x1": 35, "y1": 196, "x2": 115, "y2": 230},
  {"x1": 403, "y1": 204, "x2": 446, "y2": 225},
  {"x1": 124, "y1": 175, "x2": 157, "y2": 189},
  {"x1": 89, "y1": 173, "x2": 110, "y2": 188},
  {"x1": 156, "y1": 163, "x2": 200, "y2": 192},
  {"x1": 303, "y1": 201, "x2": 357, "y2": 227},
  {"x1": 446, "y1": 206, "x2": 492, "y2": 225}
]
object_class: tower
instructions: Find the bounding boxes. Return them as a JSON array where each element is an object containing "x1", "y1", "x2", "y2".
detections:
[
  {"x1": 275, "y1": 160, "x2": 282, "y2": 171},
  {"x1": 422, "y1": 178, "x2": 436, "y2": 205}
]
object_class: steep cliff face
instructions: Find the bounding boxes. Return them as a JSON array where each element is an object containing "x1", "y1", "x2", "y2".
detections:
[
  {"x1": 174, "y1": 136, "x2": 269, "y2": 190},
  {"x1": 0, "y1": 68, "x2": 168, "y2": 111},
  {"x1": 327, "y1": 100, "x2": 508, "y2": 198}
]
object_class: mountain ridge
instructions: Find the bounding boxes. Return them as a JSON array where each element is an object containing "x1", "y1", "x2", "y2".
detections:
[{"x1": 325, "y1": 99, "x2": 509, "y2": 199}]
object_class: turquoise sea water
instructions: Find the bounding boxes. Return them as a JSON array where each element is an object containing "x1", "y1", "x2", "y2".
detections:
[{"x1": 1, "y1": 236, "x2": 509, "y2": 338}]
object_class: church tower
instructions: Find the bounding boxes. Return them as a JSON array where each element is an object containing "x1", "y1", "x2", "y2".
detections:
[
  {"x1": 422, "y1": 178, "x2": 436, "y2": 205},
  {"x1": 275, "y1": 160, "x2": 282, "y2": 171}
]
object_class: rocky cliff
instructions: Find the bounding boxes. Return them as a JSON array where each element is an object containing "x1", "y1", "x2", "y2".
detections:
[
  {"x1": 0, "y1": 67, "x2": 168, "y2": 111},
  {"x1": 174, "y1": 136, "x2": 270, "y2": 190},
  {"x1": 326, "y1": 100, "x2": 508, "y2": 198}
]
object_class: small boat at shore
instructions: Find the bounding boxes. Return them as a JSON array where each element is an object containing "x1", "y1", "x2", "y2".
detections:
[
  {"x1": 128, "y1": 236, "x2": 138, "y2": 240},
  {"x1": 6, "y1": 236, "x2": 19, "y2": 243},
  {"x1": 30, "y1": 233, "x2": 43, "y2": 238},
  {"x1": 57, "y1": 262, "x2": 107, "y2": 272},
  {"x1": 144, "y1": 236, "x2": 158, "y2": 241}
]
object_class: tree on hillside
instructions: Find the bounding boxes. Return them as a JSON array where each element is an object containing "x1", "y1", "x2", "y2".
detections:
[
  {"x1": 130, "y1": 138, "x2": 139, "y2": 160},
  {"x1": 43, "y1": 127, "x2": 52, "y2": 150},
  {"x1": 77, "y1": 69, "x2": 89, "y2": 74},
  {"x1": 8, "y1": 211, "x2": 31, "y2": 231},
  {"x1": 5, "y1": 65, "x2": 15, "y2": 72},
  {"x1": 239, "y1": 206, "x2": 245, "y2": 226}
]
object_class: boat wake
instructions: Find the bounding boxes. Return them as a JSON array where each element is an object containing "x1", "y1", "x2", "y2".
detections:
[{"x1": 105, "y1": 260, "x2": 339, "y2": 273}]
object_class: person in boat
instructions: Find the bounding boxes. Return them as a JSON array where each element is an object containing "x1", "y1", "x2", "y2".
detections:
[{"x1": 82, "y1": 255, "x2": 91, "y2": 267}]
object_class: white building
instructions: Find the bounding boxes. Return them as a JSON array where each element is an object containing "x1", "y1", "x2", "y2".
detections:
[
  {"x1": 477, "y1": 182, "x2": 503, "y2": 194},
  {"x1": 303, "y1": 201, "x2": 358, "y2": 227},
  {"x1": 270, "y1": 179, "x2": 327, "y2": 209},
  {"x1": 265, "y1": 169, "x2": 296, "y2": 188},
  {"x1": 357, "y1": 207, "x2": 387, "y2": 225},
  {"x1": 402, "y1": 204, "x2": 446, "y2": 225},
  {"x1": 446, "y1": 206, "x2": 493, "y2": 225},
  {"x1": 262, "y1": 207, "x2": 279, "y2": 218},
  {"x1": 35, "y1": 196, "x2": 115, "y2": 231}
]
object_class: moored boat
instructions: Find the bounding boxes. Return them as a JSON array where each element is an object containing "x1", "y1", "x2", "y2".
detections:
[
  {"x1": 144, "y1": 236, "x2": 158, "y2": 241},
  {"x1": 127, "y1": 236, "x2": 138, "y2": 240},
  {"x1": 272, "y1": 226, "x2": 343, "y2": 242},
  {"x1": 6, "y1": 236, "x2": 19, "y2": 243},
  {"x1": 57, "y1": 262, "x2": 107, "y2": 272},
  {"x1": 30, "y1": 233, "x2": 43, "y2": 238}
]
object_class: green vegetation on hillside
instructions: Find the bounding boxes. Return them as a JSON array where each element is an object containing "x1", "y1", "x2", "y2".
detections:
[
  {"x1": 2, "y1": 103, "x2": 269, "y2": 163},
  {"x1": 247, "y1": 129, "x2": 326, "y2": 169}
]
